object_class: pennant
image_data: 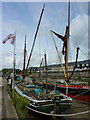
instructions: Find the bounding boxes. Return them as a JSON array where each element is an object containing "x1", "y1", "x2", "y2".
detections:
[{"x1": 2, "y1": 33, "x2": 16, "y2": 45}]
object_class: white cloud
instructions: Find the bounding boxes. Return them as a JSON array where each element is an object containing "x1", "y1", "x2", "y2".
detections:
[
  {"x1": 2, "y1": 19, "x2": 36, "y2": 69},
  {"x1": 1, "y1": 2, "x2": 89, "y2": 70},
  {"x1": 2, "y1": 14, "x2": 88, "y2": 69},
  {"x1": 70, "y1": 14, "x2": 88, "y2": 61},
  {"x1": 2, "y1": 55, "x2": 13, "y2": 68}
]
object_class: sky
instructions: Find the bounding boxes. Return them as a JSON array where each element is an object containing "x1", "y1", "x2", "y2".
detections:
[{"x1": 1, "y1": 0, "x2": 89, "y2": 70}]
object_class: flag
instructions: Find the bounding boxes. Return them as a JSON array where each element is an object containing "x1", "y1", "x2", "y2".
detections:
[{"x1": 2, "y1": 33, "x2": 16, "y2": 45}]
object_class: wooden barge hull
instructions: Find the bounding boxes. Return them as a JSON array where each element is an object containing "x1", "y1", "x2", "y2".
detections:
[{"x1": 42, "y1": 84, "x2": 90, "y2": 103}]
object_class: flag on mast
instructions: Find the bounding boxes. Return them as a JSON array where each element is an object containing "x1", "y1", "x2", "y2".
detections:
[{"x1": 2, "y1": 33, "x2": 16, "y2": 45}]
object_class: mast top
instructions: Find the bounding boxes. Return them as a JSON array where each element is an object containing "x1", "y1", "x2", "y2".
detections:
[
  {"x1": 43, "y1": 4, "x2": 45, "y2": 10},
  {"x1": 25, "y1": 35, "x2": 26, "y2": 43},
  {"x1": 68, "y1": 0, "x2": 70, "y2": 29}
]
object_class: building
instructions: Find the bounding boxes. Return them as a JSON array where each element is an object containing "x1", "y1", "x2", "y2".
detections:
[
  {"x1": 29, "y1": 59, "x2": 90, "y2": 78},
  {"x1": 47, "y1": 59, "x2": 90, "y2": 71}
]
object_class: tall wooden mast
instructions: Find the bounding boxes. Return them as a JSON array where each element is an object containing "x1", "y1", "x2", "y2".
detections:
[
  {"x1": 25, "y1": 4, "x2": 45, "y2": 74},
  {"x1": 51, "y1": 0, "x2": 70, "y2": 79},
  {"x1": 65, "y1": 0, "x2": 70, "y2": 78},
  {"x1": 51, "y1": 1, "x2": 80, "y2": 82},
  {"x1": 23, "y1": 35, "x2": 26, "y2": 79}
]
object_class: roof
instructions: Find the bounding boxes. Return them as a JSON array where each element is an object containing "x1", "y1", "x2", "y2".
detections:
[{"x1": 47, "y1": 59, "x2": 90, "y2": 68}]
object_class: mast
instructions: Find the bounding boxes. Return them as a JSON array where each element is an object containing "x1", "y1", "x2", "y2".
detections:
[
  {"x1": 65, "y1": 0, "x2": 70, "y2": 78},
  {"x1": 23, "y1": 35, "x2": 26, "y2": 79},
  {"x1": 51, "y1": 0, "x2": 70, "y2": 79},
  {"x1": 44, "y1": 53, "x2": 48, "y2": 93},
  {"x1": 68, "y1": 0, "x2": 70, "y2": 28},
  {"x1": 12, "y1": 32, "x2": 16, "y2": 98},
  {"x1": 13, "y1": 32, "x2": 16, "y2": 89},
  {"x1": 25, "y1": 4, "x2": 45, "y2": 74},
  {"x1": 51, "y1": 1, "x2": 79, "y2": 82},
  {"x1": 67, "y1": 47, "x2": 80, "y2": 81},
  {"x1": 13, "y1": 36, "x2": 16, "y2": 86}
]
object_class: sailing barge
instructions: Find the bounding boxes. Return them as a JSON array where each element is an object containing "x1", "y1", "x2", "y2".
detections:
[
  {"x1": 42, "y1": 81, "x2": 90, "y2": 103},
  {"x1": 14, "y1": 4, "x2": 72, "y2": 115},
  {"x1": 37, "y1": 1, "x2": 90, "y2": 103},
  {"x1": 14, "y1": 81, "x2": 72, "y2": 114}
]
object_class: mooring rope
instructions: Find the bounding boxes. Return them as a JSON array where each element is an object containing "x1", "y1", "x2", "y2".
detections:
[
  {"x1": 26, "y1": 106, "x2": 90, "y2": 117},
  {"x1": 72, "y1": 89, "x2": 90, "y2": 99}
]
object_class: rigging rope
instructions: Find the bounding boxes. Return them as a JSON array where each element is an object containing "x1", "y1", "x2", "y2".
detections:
[
  {"x1": 50, "y1": 31, "x2": 67, "y2": 78},
  {"x1": 38, "y1": 33, "x2": 41, "y2": 63},
  {"x1": 58, "y1": 3, "x2": 67, "y2": 33},
  {"x1": 80, "y1": 48, "x2": 88, "y2": 60},
  {"x1": 44, "y1": 23, "x2": 49, "y2": 53},
  {"x1": 75, "y1": 2, "x2": 88, "y2": 32},
  {"x1": 68, "y1": 38, "x2": 72, "y2": 62},
  {"x1": 72, "y1": 89, "x2": 90, "y2": 99},
  {"x1": 17, "y1": 52, "x2": 23, "y2": 70},
  {"x1": 72, "y1": 2, "x2": 78, "y2": 47}
]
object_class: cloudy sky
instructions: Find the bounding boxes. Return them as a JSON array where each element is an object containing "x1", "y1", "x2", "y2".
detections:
[{"x1": 1, "y1": 0, "x2": 89, "y2": 70}]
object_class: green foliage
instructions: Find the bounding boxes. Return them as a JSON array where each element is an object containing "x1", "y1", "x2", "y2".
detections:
[
  {"x1": 16, "y1": 69, "x2": 21, "y2": 74},
  {"x1": 2, "y1": 68, "x2": 21, "y2": 75},
  {"x1": 7, "y1": 84, "x2": 30, "y2": 118},
  {"x1": 12, "y1": 92, "x2": 29, "y2": 118},
  {"x1": 2, "y1": 69, "x2": 9, "y2": 74}
]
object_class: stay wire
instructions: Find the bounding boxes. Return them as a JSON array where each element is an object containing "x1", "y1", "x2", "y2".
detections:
[
  {"x1": 58, "y1": 3, "x2": 67, "y2": 33},
  {"x1": 75, "y1": 2, "x2": 88, "y2": 32},
  {"x1": 17, "y1": 52, "x2": 23, "y2": 70},
  {"x1": 68, "y1": 38, "x2": 72, "y2": 62},
  {"x1": 80, "y1": 48, "x2": 88, "y2": 60},
  {"x1": 68, "y1": 3, "x2": 78, "y2": 62},
  {"x1": 72, "y1": 2, "x2": 78, "y2": 47}
]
